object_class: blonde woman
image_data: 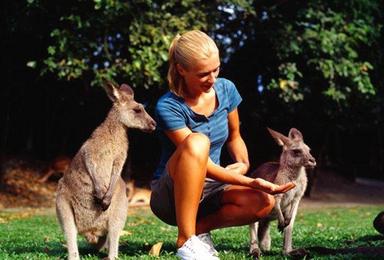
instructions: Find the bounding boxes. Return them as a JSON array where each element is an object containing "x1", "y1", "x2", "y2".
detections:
[{"x1": 150, "y1": 30, "x2": 294, "y2": 259}]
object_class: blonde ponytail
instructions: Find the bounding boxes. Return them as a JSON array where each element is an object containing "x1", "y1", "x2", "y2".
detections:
[
  {"x1": 167, "y1": 34, "x2": 183, "y2": 96},
  {"x1": 167, "y1": 30, "x2": 219, "y2": 97}
]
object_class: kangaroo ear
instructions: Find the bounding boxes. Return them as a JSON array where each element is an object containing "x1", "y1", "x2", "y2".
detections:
[
  {"x1": 267, "y1": 127, "x2": 290, "y2": 146},
  {"x1": 288, "y1": 128, "x2": 303, "y2": 141},
  {"x1": 103, "y1": 81, "x2": 121, "y2": 102},
  {"x1": 119, "y1": 83, "x2": 134, "y2": 99}
]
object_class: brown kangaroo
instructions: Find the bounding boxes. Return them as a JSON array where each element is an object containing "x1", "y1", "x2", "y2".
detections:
[
  {"x1": 249, "y1": 128, "x2": 316, "y2": 259},
  {"x1": 126, "y1": 180, "x2": 151, "y2": 206},
  {"x1": 38, "y1": 155, "x2": 72, "y2": 183},
  {"x1": 55, "y1": 82, "x2": 156, "y2": 260}
]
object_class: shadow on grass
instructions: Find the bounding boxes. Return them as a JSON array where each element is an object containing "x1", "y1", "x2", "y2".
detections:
[
  {"x1": 217, "y1": 235, "x2": 384, "y2": 259},
  {"x1": 306, "y1": 235, "x2": 384, "y2": 257},
  {"x1": 119, "y1": 240, "x2": 176, "y2": 256},
  {"x1": 7, "y1": 241, "x2": 108, "y2": 258},
  {"x1": 34, "y1": 240, "x2": 178, "y2": 258},
  {"x1": 213, "y1": 241, "x2": 250, "y2": 253}
]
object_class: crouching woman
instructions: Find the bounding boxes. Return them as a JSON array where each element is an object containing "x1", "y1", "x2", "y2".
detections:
[{"x1": 150, "y1": 30, "x2": 294, "y2": 259}]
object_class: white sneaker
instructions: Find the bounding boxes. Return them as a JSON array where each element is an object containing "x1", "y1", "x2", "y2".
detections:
[
  {"x1": 176, "y1": 235, "x2": 220, "y2": 260},
  {"x1": 197, "y1": 232, "x2": 219, "y2": 256}
]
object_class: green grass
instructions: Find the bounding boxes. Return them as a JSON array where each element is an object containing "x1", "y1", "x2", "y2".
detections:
[{"x1": 0, "y1": 205, "x2": 383, "y2": 259}]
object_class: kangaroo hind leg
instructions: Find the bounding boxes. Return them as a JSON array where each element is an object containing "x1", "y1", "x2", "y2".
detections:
[
  {"x1": 56, "y1": 193, "x2": 80, "y2": 260},
  {"x1": 106, "y1": 178, "x2": 129, "y2": 259},
  {"x1": 249, "y1": 222, "x2": 262, "y2": 259}
]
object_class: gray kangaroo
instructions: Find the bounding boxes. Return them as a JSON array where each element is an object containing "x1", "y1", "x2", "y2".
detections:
[
  {"x1": 56, "y1": 82, "x2": 156, "y2": 260},
  {"x1": 249, "y1": 128, "x2": 316, "y2": 259}
]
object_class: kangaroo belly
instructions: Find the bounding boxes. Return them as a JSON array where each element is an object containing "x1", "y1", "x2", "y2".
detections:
[
  {"x1": 73, "y1": 204, "x2": 109, "y2": 235},
  {"x1": 267, "y1": 188, "x2": 301, "y2": 219},
  {"x1": 58, "y1": 178, "x2": 109, "y2": 235},
  {"x1": 71, "y1": 178, "x2": 128, "y2": 236}
]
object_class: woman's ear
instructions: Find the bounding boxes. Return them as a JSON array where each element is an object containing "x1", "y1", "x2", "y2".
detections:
[{"x1": 176, "y1": 63, "x2": 187, "y2": 76}]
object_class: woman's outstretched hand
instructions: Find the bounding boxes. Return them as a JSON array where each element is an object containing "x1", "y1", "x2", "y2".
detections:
[{"x1": 249, "y1": 178, "x2": 296, "y2": 195}]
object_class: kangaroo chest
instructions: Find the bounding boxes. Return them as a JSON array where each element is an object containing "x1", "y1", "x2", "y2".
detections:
[{"x1": 275, "y1": 170, "x2": 308, "y2": 211}]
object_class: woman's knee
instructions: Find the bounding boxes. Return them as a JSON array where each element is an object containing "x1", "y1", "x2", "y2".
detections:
[
  {"x1": 222, "y1": 188, "x2": 275, "y2": 220},
  {"x1": 236, "y1": 190, "x2": 275, "y2": 218},
  {"x1": 255, "y1": 193, "x2": 275, "y2": 218},
  {"x1": 264, "y1": 193, "x2": 275, "y2": 210},
  {"x1": 182, "y1": 133, "x2": 210, "y2": 158},
  {"x1": 167, "y1": 133, "x2": 210, "y2": 179}
]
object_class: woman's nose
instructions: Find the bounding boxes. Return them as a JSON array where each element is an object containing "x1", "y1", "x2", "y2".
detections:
[{"x1": 207, "y1": 72, "x2": 216, "y2": 84}]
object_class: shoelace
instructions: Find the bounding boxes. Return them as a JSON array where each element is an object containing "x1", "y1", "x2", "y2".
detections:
[
  {"x1": 198, "y1": 233, "x2": 218, "y2": 255},
  {"x1": 181, "y1": 237, "x2": 212, "y2": 260}
]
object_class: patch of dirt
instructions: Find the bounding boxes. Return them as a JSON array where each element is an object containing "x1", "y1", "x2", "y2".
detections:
[
  {"x1": 0, "y1": 159, "x2": 383, "y2": 210},
  {"x1": 0, "y1": 159, "x2": 57, "y2": 209},
  {"x1": 301, "y1": 169, "x2": 384, "y2": 208}
]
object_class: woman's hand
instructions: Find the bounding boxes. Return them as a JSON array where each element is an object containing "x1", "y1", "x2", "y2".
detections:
[
  {"x1": 249, "y1": 178, "x2": 296, "y2": 195},
  {"x1": 225, "y1": 162, "x2": 248, "y2": 175}
]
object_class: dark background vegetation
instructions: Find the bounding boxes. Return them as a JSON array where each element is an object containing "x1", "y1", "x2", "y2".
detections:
[{"x1": 1, "y1": 0, "x2": 383, "y2": 185}]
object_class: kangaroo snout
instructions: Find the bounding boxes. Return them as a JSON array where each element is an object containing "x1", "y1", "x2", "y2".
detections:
[
  {"x1": 306, "y1": 157, "x2": 316, "y2": 169},
  {"x1": 143, "y1": 119, "x2": 157, "y2": 133}
]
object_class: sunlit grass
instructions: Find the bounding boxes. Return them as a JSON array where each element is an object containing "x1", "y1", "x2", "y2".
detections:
[{"x1": 0, "y1": 205, "x2": 383, "y2": 259}]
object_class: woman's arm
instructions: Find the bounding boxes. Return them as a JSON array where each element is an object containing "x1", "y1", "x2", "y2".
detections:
[
  {"x1": 224, "y1": 108, "x2": 249, "y2": 175},
  {"x1": 164, "y1": 127, "x2": 295, "y2": 195}
]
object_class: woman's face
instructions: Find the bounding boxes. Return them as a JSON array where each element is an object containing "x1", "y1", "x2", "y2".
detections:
[{"x1": 177, "y1": 52, "x2": 220, "y2": 97}]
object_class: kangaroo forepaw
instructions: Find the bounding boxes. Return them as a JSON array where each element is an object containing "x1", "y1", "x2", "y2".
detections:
[
  {"x1": 100, "y1": 201, "x2": 111, "y2": 211},
  {"x1": 278, "y1": 218, "x2": 291, "y2": 232},
  {"x1": 284, "y1": 217, "x2": 291, "y2": 226},
  {"x1": 94, "y1": 195, "x2": 110, "y2": 211},
  {"x1": 278, "y1": 223, "x2": 286, "y2": 232},
  {"x1": 94, "y1": 196, "x2": 103, "y2": 205},
  {"x1": 101, "y1": 192, "x2": 113, "y2": 210},
  {"x1": 94, "y1": 189, "x2": 105, "y2": 202},
  {"x1": 100, "y1": 198, "x2": 111, "y2": 211}
]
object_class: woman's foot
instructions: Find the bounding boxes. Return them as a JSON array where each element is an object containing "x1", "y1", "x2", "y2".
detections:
[
  {"x1": 177, "y1": 235, "x2": 219, "y2": 259},
  {"x1": 197, "y1": 232, "x2": 219, "y2": 256}
]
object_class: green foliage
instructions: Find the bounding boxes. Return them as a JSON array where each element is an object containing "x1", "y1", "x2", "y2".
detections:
[
  {"x1": 268, "y1": 63, "x2": 304, "y2": 102},
  {"x1": 267, "y1": 0, "x2": 381, "y2": 105},
  {"x1": 23, "y1": 0, "x2": 382, "y2": 107},
  {"x1": 38, "y1": 1, "x2": 205, "y2": 88},
  {"x1": 0, "y1": 206, "x2": 383, "y2": 259},
  {"x1": 33, "y1": 0, "x2": 254, "y2": 88}
]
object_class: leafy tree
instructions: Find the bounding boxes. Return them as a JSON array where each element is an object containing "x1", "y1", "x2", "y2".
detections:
[
  {"x1": 20, "y1": 0, "x2": 382, "y2": 106},
  {"x1": 4, "y1": 0, "x2": 383, "y2": 178},
  {"x1": 28, "y1": 0, "x2": 254, "y2": 89},
  {"x1": 221, "y1": 0, "x2": 383, "y2": 177},
  {"x1": 257, "y1": 0, "x2": 380, "y2": 106}
]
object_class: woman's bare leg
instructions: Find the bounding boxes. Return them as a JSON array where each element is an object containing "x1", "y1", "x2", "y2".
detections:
[
  {"x1": 167, "y1": 133, "x2": 210, "y2": 248},
  {"x1": 196, "y1": 186, "x2": 275, "y2": 234}
]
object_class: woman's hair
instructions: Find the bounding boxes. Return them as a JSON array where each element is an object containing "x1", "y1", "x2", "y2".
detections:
[{"x1": 167, "y1": 30, "x2": 219, "y2": 97}]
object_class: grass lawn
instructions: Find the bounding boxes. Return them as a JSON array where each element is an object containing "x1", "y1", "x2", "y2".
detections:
[{"x1": 0, "y1": 205, "x2": 383, "y2": 259}]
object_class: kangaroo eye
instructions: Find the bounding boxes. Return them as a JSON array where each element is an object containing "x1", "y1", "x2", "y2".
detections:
[
  {"x1": 133, "y1": 107, "x2": 141, "y2": 113},
  {"x1": 292, "y1": 149, "x2": 302, "y2": 156}
]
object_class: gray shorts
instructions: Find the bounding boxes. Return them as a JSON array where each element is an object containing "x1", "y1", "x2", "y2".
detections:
[{"x1": 150, "y1": 170, "x2": 228, "y2": 226}]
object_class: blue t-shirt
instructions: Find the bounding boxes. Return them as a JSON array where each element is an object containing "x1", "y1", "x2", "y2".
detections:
[{"x1": 153, "y1": 78, "x2": 242, "y2": 180}]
